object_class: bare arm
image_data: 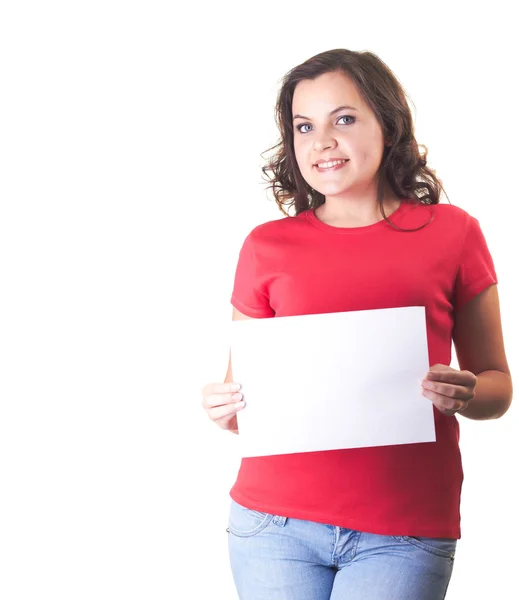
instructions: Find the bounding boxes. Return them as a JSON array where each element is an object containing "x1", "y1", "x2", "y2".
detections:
[{"x1": 452, "y1": 284, "x2": 513, "y2": 419}]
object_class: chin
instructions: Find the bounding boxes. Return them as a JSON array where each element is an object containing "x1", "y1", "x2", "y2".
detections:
[{"x1": 315, "y1": 183, "x2": 353, "y2": 195}]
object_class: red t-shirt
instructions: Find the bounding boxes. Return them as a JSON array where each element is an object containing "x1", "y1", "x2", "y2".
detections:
[{"x1": 229, "y1": 199, "x2": 497, "y2": 539}]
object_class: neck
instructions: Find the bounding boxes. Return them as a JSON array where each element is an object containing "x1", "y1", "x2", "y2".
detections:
[{"x1": 315, "y1": 190, "x2": 401, "y2": 228}]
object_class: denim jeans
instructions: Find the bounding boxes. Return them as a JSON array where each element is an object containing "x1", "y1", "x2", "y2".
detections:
[{"x1": 227, "y1": 499, "x2": 456, "y2": 600}]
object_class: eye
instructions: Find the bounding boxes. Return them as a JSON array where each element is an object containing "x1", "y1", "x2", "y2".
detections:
[
  {"x1": 295, "y1": 114, "x2": 356, "y2": 134},
  {"x1": 296, "y1": 123, "x2": 312, "y2": 134},
  {"x1": 337, "y1": 115, "x2": 355, "y2": 125}
]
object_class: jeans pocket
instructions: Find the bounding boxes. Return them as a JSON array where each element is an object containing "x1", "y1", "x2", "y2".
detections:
[
  {"x1": 392, "y1": 535, "x2": 457, "y2": 561},
  {"x1": 226, "y1": 499, "x2": 275, "y2": 538}
]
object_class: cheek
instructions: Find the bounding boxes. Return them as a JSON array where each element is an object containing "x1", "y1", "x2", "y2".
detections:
[
  {"x1": 294, "y1": 143, "x2": 310, "y2": 172},
  {"x1": 293, "y1": 140, "x2": 301, "y2": 160},
  {"x1": 293, "y1": 137, "x2": 307, "y2": 155},
  {"x1": 362, "y1": 128, "x2": 385, "y2": 161},
  {"x1": 348, "y1": 120, "x2": 381, "y2": 151},
  {"x1": 354, "y1": 138, "x2": 384, "y2": 167}
]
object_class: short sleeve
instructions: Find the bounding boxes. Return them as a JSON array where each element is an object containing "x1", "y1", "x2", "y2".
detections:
[
  {"x1": 230, "y1": 233, "x2": 275, "y2": 318},
  {"x1": 453, "y1": 215, "x2": 498, "y2": 311}
]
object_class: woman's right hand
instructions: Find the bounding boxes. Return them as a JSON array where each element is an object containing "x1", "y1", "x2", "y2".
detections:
[{"x1": 201, "y1": 382, "x2": 245, "y2": 433}]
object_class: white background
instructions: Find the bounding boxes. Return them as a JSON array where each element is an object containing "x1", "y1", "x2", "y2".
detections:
[{"x1": 0, "y1": 1, "x2": 517, "y2": 598}]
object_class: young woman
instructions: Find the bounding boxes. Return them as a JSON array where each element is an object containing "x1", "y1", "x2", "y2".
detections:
[{"x1": 201, "y1": 49, "x2": 513, "y2": 600}]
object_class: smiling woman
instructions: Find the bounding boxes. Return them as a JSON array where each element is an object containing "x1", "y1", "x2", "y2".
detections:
[
  {"x1": 259, "y1": 49, "x2": 443, "y2": 230},
  {"x1": 200, "y1": 47, "x2": 513, "y2": 600},
  {"x1": 292, "y1": 71, "x2": 393, "y2": 224}
]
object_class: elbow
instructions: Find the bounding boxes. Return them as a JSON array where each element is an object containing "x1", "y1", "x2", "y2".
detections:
[
  {"x1": 502, "y1": 374, "x2": 513, "y2": 416},
  {"x1": 469, "y1": 369, "x2": 514, "y2": 420},
  {"x1": 495, "y1": 372, "x2": 513, "y2": 419}
]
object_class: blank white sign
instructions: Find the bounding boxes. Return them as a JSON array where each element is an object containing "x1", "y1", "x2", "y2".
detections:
[{"x1": 230, "y1": 306, "x2": 435, "y2": 457}]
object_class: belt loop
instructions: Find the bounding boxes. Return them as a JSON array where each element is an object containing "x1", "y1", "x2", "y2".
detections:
[{"x1": 273, "y1": 515, "x2": 287, "y2": 527}]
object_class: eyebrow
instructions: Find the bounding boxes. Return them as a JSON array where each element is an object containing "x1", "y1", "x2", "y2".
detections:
[{"x1": 293, "y1": 105, "x2": 359, "y2": 121}]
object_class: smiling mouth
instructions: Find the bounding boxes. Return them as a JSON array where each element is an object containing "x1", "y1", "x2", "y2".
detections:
[{"x1": 314, "y1": 159, "x2": 350, "y2": 172}]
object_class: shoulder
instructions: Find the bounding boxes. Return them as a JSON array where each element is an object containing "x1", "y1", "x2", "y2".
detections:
[
  {"x1": 246, "y1": 212, "x2": 307, "y2": 241},
  {"x1": 431, "y1": 202, "x2": 472, "y2": 222},
  {"x1": 403, "y1": 200, "x2": 474, "y2": 234},
  {"x1": 431, "y1": 203, "x2": 485, "y2": 241},
  {"x1": 408, "y1": 200, "x2": 471, "y2": 221}
]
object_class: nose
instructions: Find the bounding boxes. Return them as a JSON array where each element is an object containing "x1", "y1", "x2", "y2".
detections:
[{"x1": 313, "y1": 137, "x2": 337, "y2": 152}]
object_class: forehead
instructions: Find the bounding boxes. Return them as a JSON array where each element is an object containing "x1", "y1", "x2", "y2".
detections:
[{"x1": 292, "y1": 71, "x2": 364, "y2": 114}]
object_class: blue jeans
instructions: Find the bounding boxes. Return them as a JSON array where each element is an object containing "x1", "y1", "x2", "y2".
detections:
[{"x1": 227, "y1": 499, "x2": 456, "y2": 600}]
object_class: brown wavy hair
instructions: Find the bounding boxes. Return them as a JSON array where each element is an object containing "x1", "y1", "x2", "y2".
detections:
[{"x1": 260, "y1": 49, "x2": 450, "y2": 231}]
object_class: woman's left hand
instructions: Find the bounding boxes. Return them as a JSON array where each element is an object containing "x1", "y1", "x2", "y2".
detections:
[{"x1": 421, "y1": 364, "x2": 478, "y2": 416}]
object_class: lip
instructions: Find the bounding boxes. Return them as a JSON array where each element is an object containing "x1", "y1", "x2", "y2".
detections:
[
  {"x1": 314, "y1": 159, "x2": 350, "y2": 173},
  {"x1": 314, "y1": 158, "x2": 349, "y2": 166}
]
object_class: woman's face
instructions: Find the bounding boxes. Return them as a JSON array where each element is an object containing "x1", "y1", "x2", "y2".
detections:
[{"x1": 292, "y1": 70, "x2": 387, "y2": 199}]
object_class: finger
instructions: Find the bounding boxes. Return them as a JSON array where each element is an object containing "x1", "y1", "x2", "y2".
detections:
[
  {"x1": 421, "y1": 388, "x2": 467, "y2": 415},
  {"x1": 424, "y1": 369, "x2": 477, "y2": 386},
  {"x1": 202, "y1": 391, "x2": 243, "y2": 410},
  {"x1": 421, "y1": 380, "x2": 474, "y2": 401},
  {"x1": 207, "y1": 400, "x2": 245, "y2": 422},
  {"x1": 201, "y1": 382, "x2": 241, "y2": 397}
]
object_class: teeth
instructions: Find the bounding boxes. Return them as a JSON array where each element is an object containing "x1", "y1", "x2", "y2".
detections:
[{"x1": 316, "y1": 159, "x2": 347, "y2": 169}]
